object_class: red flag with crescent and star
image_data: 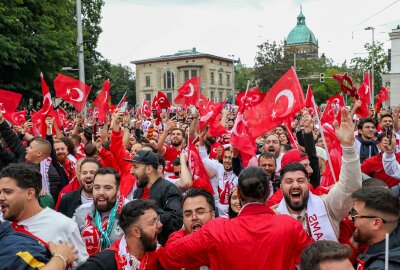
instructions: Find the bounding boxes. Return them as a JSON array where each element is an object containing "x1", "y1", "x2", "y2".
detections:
[
  {"x1": 92, "y1": 79, "x2": 110, "y2": 124},
  {"x1": 152, "y1": 90, "x2": 170, "y2": 110},
  {"x1": 375, "y1": 86, "x2": 389, "y2": 113},
  {"x1": 355, "y1": 71, "x2": 371, "y2": 118},
  {"x1": 199, "y1": 100, "x2": 226, "y2": 133},
  {"x1": 141, "y1": 99, "x2": 151, "y2": 118},
  {"x1": 321, "y1": 94, "x2": 345, "y2": 126},
  {"x1": 0, "y1": 89, "x2": 22, "y2": 122},
  {"x1": 244, "y1": 67, "x2": 305, "y2": 139},
  {"x1": 174, "y1": 77, "x2": 201, "y2": 107},
  {"x1": 235, "y1": 87, "x2": 266, "y2": 109},
  {"x1": 7, "y1": 110, "x2": 27, "y2": 126},
  {"x1": 54, "y1": 73, "x2": 91, "y2": 112}
]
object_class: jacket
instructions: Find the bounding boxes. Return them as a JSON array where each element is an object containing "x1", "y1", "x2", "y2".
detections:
[
  {"x1": 296, "y1": 130, "x2": 321, "y2": 188},
  {"x1": 58, "y1": 188, "x2": 83, "y2": 218},
  {"x1": 134, "y1": 177, "x2": 183, "y2": 245},
  {"x1": 362, "y1": 152, "x2": 400, "y2": 188},
  {"x1": 0, "y1": 221, "x2": 50, "y2": 270},
  {"x1": 162, "y1": 203, "x2": 312, "y2": 270},
  {"x1": 358, "y1": 225, "x2": 400, "y2": 269}
]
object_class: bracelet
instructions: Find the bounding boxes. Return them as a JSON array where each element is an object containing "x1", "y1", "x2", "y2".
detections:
[
  {"x1": 53, "y1": 253, "x2": 67, "y2": 269},
  {"x1": 341, "y1": 144, "x2": 356, "y2": 153}
]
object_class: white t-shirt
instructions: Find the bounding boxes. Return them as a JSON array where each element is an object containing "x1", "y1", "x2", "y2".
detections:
[{"x1": 18, "y1": 207, "x2": 88, "y2": 268}]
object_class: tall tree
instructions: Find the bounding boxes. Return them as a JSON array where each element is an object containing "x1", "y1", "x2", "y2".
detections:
[
  {"x1": 350, "y1": 41, "x2": 388, "y2": 97},
  {"x1": 109, "y1": 64, "x2": 136, "y2": 105}
]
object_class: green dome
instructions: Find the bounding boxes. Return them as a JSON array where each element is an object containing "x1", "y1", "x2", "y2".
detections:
[{"x1": 286, "y1": 10, "x2": 317, "y2": 45}]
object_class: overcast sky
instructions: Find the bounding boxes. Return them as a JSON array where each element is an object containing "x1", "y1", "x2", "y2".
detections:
[{"x1": 97, "y1": 0, "x2": 400, "y2": 71}]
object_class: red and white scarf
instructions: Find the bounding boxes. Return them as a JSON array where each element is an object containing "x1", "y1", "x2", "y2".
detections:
[
  {"x1": 39, "y1": 157, "x2": 52, "y2": 194},
  {"x1": 81, "y1": 195, "x2": 125, "y2": 256},
  {"x1": 276, "y1": 192, "x2": 337, "y2": 241}
]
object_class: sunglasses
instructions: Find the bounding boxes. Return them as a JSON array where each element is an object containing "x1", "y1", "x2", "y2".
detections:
[{"x1": 349, "y1": 207, "x2": 388, "y2": 223}]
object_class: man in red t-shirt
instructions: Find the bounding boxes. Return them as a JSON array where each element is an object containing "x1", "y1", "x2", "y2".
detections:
[{"x1": 156, "y1": 118, "x2": 185, "y2": 175}]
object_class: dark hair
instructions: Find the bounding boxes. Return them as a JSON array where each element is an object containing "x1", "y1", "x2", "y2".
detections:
[
  {"x1": 141, "y1": 143, "x2": 156, "y2": 153},
  {"x1": 238, "y1": 166, "x2": 270, "y2": 203},
  {"x1": 380, "y1": 113, "x2": 393, "y2": 121},
  {"x1": 352, "y1": 187, "x2": 399, "y2": 217},
  {"x1": 71, "y1": 134, "x2": 82, "y2": 144},
  {"x1": 280, "y1": 162, "x2": 309, "y2": 180},
  {"x1": 258, "y1": 152, "x2": 276, "y2": 162},
  {"x1": 376, "y1": 133, "x2": 386, "y2": 143},
  {"x1": 80, "y1": 157, "x2": 102, "y2": 172},
  {"x1": 183, "y1": 188, "x2": 215, "y2": 211},
  {"x1": 118, "y1": 199, "x2": 157, "y2": 234},
  {"x1": 281, "y1": 144, "x2": 293, "y2": 152},
  {"x1": 228, "y1": 188, "x2": 239, "y2": 218},
  {"x1": 0, "y1": 163, "x2": 42, "y2": 198},
  {"x1": 82, "y1": 127, "x2": 93, "y2": 142},
  {"x1": 157, "y1": 154, "x2": 165, "y2": 171},
  {"x1": 60, "y1": 137, "x2": 75, "y2": 155},
  {"x1": 170, "y1": 128, "x2": 184, "y2": 137},
  {"x1": 172, "y1": 157, "x2": 181, "y2": 167},
  {"x1": 300, "y1": 240, "x2": 352, "y2": 270},
  {"x1": 93, "y1": 167, "x2": 120, "y2": 188},
  {"x1": 84, "y1": 143, "x2": 98, "y2": 157},
  {"x1": 362, "y1": 178, "x2": 388, "y2": 188},
  {"x1": 357, "y1": 118, "x2": 376, "y2": 130}
]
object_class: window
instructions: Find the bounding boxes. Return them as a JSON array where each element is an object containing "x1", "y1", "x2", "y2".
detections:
[
  {"x1": 184, "y1": 70, "x2": 190, "y2": 81},
  {"x1": 227, "y1": 74, "x2": 231, "y2": 86},
  {"x1": 167, "y1": 92, "x2": 172, "y2": 103},
  {"x1": 219, "y1": 92, "x2": 223, "y2": 101},
  {"x1": 210, "y1": 91, "x2": 214, "y2": 100},
  {"x1": 145, "y1": 75, "x2": 151, "y2": 87},
  {"x1": 191, "y1": 70, "x2": 197, "y2": 78},
  {"x1": 210, "y1": 72, "x2": 215, "y2": 84},
  {"x1": 145, "y1": 93, "x2": 151, "y2": 102},
  {"x1": 219, "y1": 73, "x2": 223, "y2": 85},
  {"x1": 164, "y1": 71, "x2": 175, "y2": 89}
]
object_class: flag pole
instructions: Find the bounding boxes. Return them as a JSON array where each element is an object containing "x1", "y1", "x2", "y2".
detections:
[
  {"x1": 385, "y1": 233, "x2": 389, "y2": 270},
  {"x1": 311, "y1": 86, "x2": 337, "y2": 183},
  {"x1": 116, "y1": 92, "x2": 127, "y2": 108}
]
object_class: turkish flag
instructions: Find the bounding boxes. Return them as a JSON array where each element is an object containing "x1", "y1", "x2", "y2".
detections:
[
  {"x1": 198, "y1": 93, "x2": 208, "y2": 111},
  {"x1": 141, "y1": 99, "x2": 151, "y2": 118},
  {"x1": 41, "y1": 73, "x2": 53, "y2": 114},
  {"x1": 332, "y1": 74, "x2": 359, "y2": 99},
  {"x1": 375, "y1": 87, "x2": 389, "y2": 113},
  {"x1": 152, "y1": 91, "x2": 170, "y2": 110},
  {"x1": 8, "y1": 110, "x2": 27, "y2": 126},
  {"x1": 188, "y1": 138, "x2": 214, "y2": 195},
  {"x1": 355, "y1": 72, "x2": 371, "y2": 118},
  {"x1": 235, "y1": 87, "x2": 266, "y2": 109},
  {"x1": 321, "y1": 94, "x2": 345, "y2": 125},
  {"x1": 174, "y1": 77, "x2": 201, "y2": 107},
  {"x1": 305, "y1": 85, "x2": 317, "y2": 116},
  {"x1": 55, "y1": 107, "x2": 69, "y2": 129},
  {"x1": 320, "y1": 122, "x2": 342, "y2": 188},
  {"x1": 92, "y1": 80, "x2": 110, "y2": 124},
  {"x1": 199, "y1": 101, "x2": 226, "y2": 132},
  {"x1": 244, "y1": 67, "x2": 305, "y2": 139},
  {"x1": 54, "y1": 73, "x2": 91, "y2": 112},
  {"x1": 30, "y1": 109, "x2": 46, "y2": 137},
  {"x1": 0, "y1": 89, "x2": 22, "y2": 121}
]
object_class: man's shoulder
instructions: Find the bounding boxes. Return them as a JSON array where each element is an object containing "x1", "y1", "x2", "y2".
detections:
[
  {"x1": 73, "y1": 202, "x2": 94, "y2": 221},
  {"x1": 61, "y1": 189, "x2": 81, "y2": 201},
  {"x1": 78, "y1": 249, "x2": 117, "y2": 270}
]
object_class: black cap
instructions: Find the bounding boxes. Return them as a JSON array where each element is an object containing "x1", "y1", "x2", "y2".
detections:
[{"x1": 124, "y1": 150, "x2": 159, "y2": 169}]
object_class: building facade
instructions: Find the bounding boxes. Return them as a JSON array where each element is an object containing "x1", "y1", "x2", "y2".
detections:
[
  {"x1": 131, "y1": 48, "x2": 234, "y2": 105},
  {"x1": 284, "y1": 7, "x2": 318, "y2": 59}
]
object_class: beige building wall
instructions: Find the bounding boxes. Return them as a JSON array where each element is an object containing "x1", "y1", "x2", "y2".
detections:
[{"x1": 134, "y1": 55, "x2": 234, "y2": 105}]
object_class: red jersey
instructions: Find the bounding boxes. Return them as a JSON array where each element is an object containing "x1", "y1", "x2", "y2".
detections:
[{"x1": 163, "y1": 145, "x2": 181, "y2": 173}]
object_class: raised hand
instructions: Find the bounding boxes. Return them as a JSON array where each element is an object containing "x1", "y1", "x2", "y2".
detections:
[{"x1": 333, "y1": 108, "x2": 355, "y2": 147}]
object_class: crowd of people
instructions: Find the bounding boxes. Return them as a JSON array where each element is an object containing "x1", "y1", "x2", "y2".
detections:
[{"x1": 0, "y1": 99, "x2": 399, "y2": 270}]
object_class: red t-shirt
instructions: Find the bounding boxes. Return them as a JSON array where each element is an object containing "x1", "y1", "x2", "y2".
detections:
[
  {"x1": 163, "y1": 145, "x2": 181, "y2": 173},
  {"x1": 142, "y1": 187, "x2": 150, "y2": 200}
]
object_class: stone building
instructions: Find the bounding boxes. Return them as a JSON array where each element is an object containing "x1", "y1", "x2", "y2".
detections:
[
  {"x1": 284, "y1": 7, "x2": 318, "y2": 59},
  {"x1": 131, "y1": 48, "x2": 234, "y2": 104}
]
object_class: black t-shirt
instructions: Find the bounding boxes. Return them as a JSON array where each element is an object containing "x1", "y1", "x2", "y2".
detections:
[{"x1": 77, "y1": 250, "x2": 117, "y2": 270}]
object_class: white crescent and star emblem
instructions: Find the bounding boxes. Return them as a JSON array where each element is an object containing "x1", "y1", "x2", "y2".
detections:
[
  {"x1": 158, "y1": 97, "x2": 165, "y2": 103},
  {"x1": 200, "y1": 111, "x2": 213, "y2": 122},
  {"x1": 42, "y1": 93, "x2": 52, "y2": 114},
  {"x1": 183, "y1": 83, "x2": 194, "y2": 97},
  {"x1": 67, "y1": 88, "x2": 84, "y2": 102},
  {"x1": 274, "y1": 89, "x2": 294, "y2": 117}
]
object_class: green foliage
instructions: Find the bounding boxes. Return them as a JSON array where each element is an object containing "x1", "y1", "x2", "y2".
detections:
[
  {"x1": 109, "y1": 64, "x2": 136, "y2": 105},
  {"x1": 235, "y1": 63, "x2": 255, "y2": 92},
  {"x1": 350, "y1": 41, "x2": 388, "y2": 98}
]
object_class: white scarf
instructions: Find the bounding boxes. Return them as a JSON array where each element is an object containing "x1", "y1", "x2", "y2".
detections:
[
  {"x1": 276, "y1": 192, "x2": 337, "y2": 241},
  {"x1": 117, "y1": 235, "x2": 141, "y2": 270},
  {"x1": 39, "y1": 157, "x2": 52, "y2": 194}
]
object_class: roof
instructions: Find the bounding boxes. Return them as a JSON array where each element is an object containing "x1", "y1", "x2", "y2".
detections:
[
  {"x1": 286, "y1": 9, "x2": 317, "y2": 46},
  {"x1": 131, "y1": 48, "x2": 234, "y2": 64}
]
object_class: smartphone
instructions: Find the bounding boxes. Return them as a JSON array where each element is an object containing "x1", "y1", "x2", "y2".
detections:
[
  {"x1": 152, "y1": 109, "x2": 157, "y2": 119},
  {"x1": 387, "y1": 125, "x2": 393, "y2": 141},
  {"x1": 169, "y1": 111, "x2": 176, "y2": 118}
]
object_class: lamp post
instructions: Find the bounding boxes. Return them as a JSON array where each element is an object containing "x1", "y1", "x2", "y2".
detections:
[
  {"x1": 365, "y1": 26, "x2": 375, "y2": 104},
  {"x1": 228, "y1": 54, "x2": 235, "y2": 103},
  {"x1": 77, "y1": 0, "x2": 85, "y2": 83}
]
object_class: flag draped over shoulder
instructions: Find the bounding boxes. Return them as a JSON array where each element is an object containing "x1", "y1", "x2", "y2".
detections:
[
  {"x1": 54, "y1": 73, "x2": 91, "y2": 112},
  {"x1": 244, "y1": 67, "x2": 305, "y2": 139}
]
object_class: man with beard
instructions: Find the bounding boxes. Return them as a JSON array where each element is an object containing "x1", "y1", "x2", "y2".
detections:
[
  {"x1": 73, "y1": 168, "x2": 126, "y2": 256},
  {"x1": 199, "y1": 131, "x2": 237, "y2": 217},
  {"x1": 58, "y1": 158, "x2": 101, "y2": 218},
  {"x1": 352, "y1": 187, "x2": 400, "y2": 269},
  {"x1": 77, "y1": 199, "x2": 162, "y2": 270},
  {"x1": 0, "y1": 163, "x2": 88, "y2": 267},
  {"x1": 262, "y1": 133, "x2": 284, "y2": 171},
  {"x1": 258, "y1": 152, "x2": 279, "y2": 193},
  {"x1": 156, "y1": 118, "x2": 185, "y2": 177},
  {"x1": 129, "y1": 150, "x2": 183, "y2": 246},
  {"x1": 356, "y1": 118, "x2": 379, "y2": 163},
  {"x1": 274, "y1": 108, "x2": 362, "y2": 242}
]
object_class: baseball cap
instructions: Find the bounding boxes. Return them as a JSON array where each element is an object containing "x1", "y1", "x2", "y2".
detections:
[
  {"x1": 280, "y1": 149, "x2": 309, "y2": 171},
  {"x1": 124, "y1": 150, "x2": 159, "y2": 169}
]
